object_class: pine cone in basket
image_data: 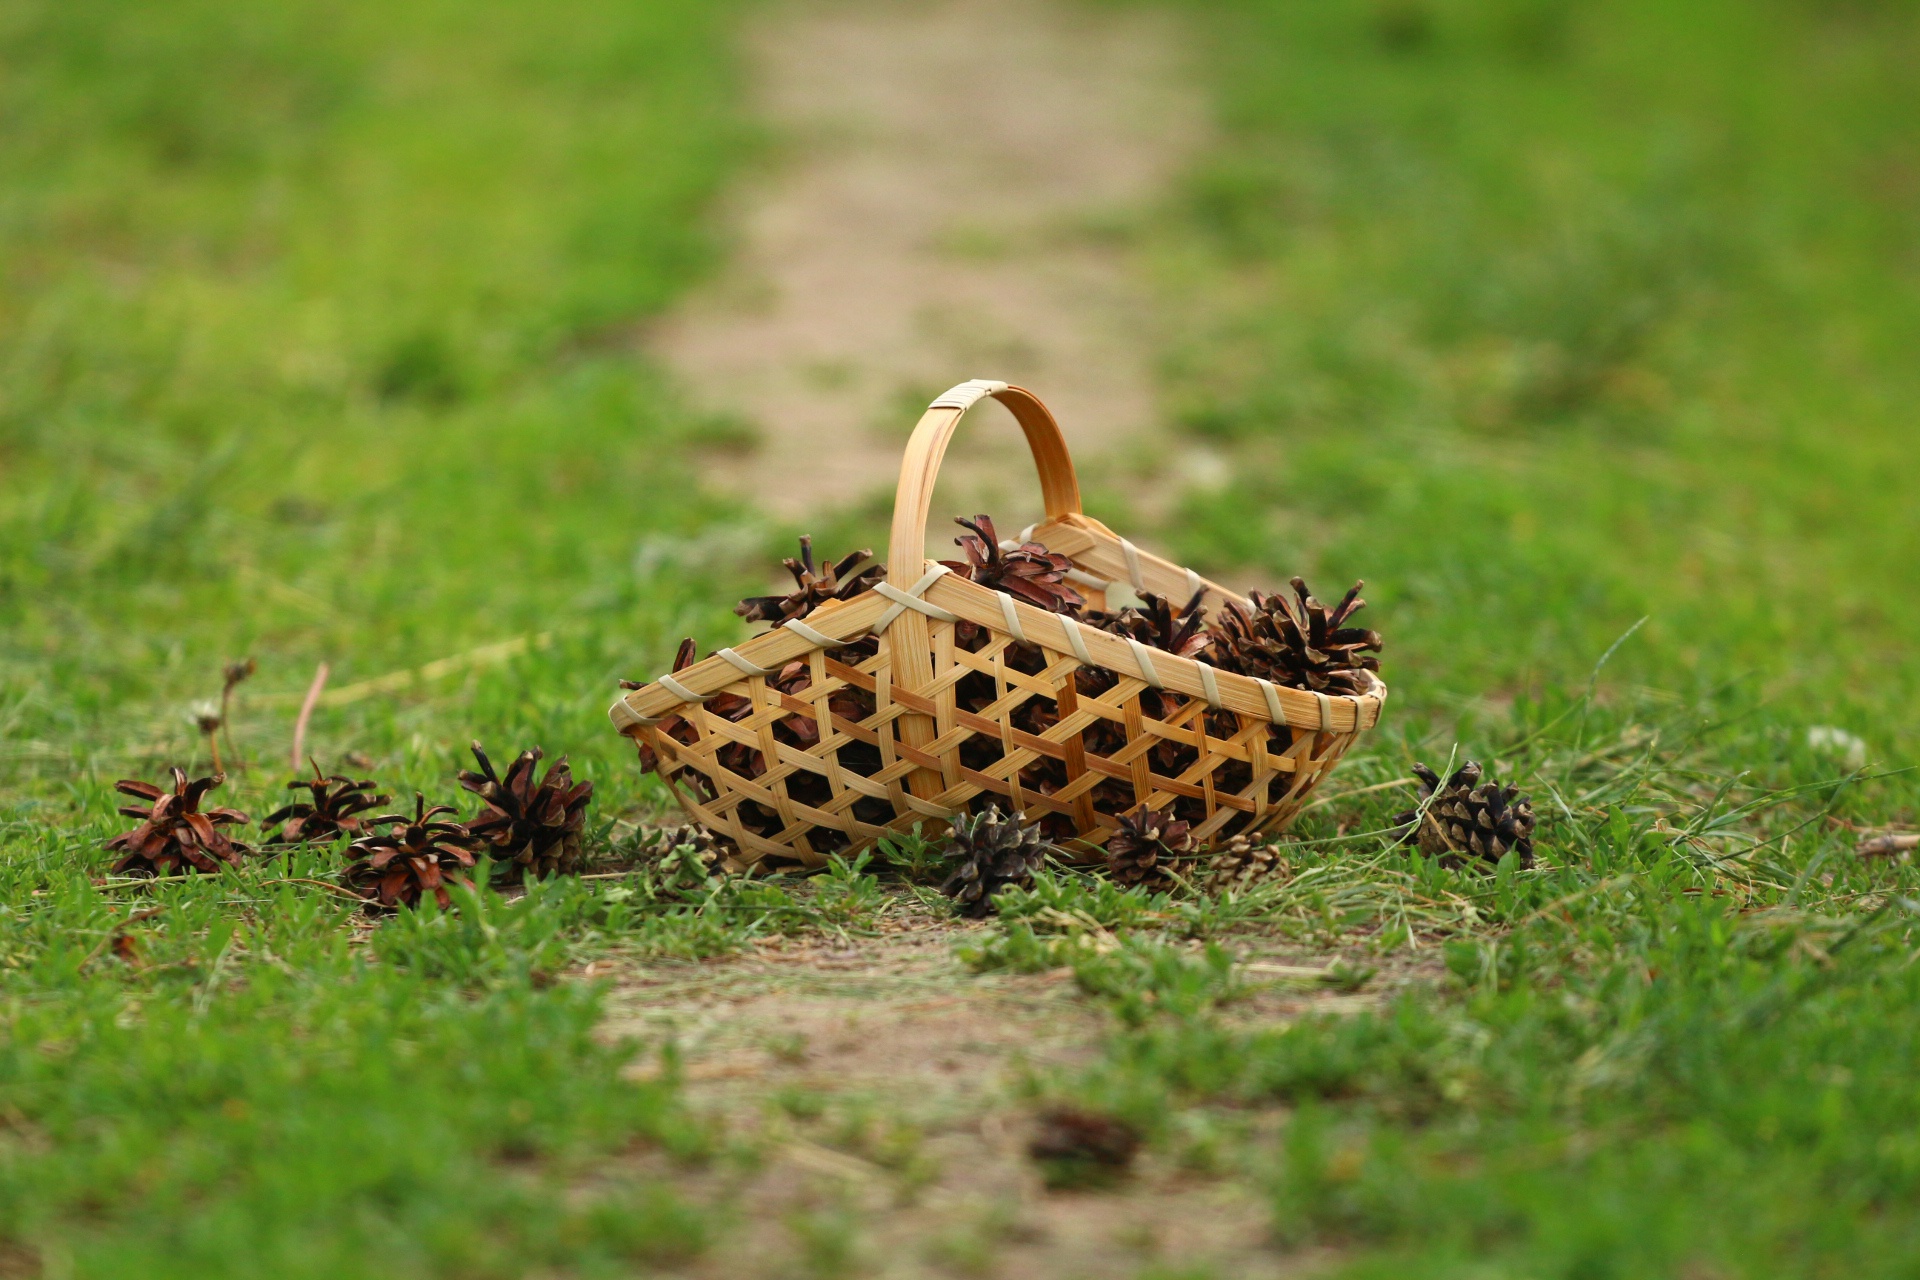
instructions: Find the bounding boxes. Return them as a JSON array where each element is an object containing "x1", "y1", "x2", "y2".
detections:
[
  {"x1": 105, "y1": 767, "x2": 253, "y2": 876},
  {"x1": 1084, "y1": 588, "x2": 1211, "y2": 660},
  {"x1": 1392, "y1": 761, "x2": 1535, "y2": 868},
  {"x1": 1209, "y1": 577, "x2": 1382, "y2": 696},
  {"x1": 1204, "y1": 833, "x2": 1289, "y2": 892},
  {"x1": 940, "y1": 515, "x2": 1083, "y2": 613},
  {"x1": 346, "y1": 793, "x2": 478, "y2": 910},
  {"x1": 1104, "y1": 806, "x2": 1197, "y2": 892},
  {"x1": 458, "y1": 742, "x2": 594, "y2": 882},
  {"x1": 262, "y1": 763, "x2": 389, "y2": 844},
  {"x1": 736, "y1": 536, "x2": 884, "y2": 625},
  {"x1": 629, "y1": 640, "x2": 758, "y2": 792},
  {"x1": 940, "y1": 804, "x2": 1051, "y2": 918}
]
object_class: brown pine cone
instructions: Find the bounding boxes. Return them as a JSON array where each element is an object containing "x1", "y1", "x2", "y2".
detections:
[
  {"x1": 939, "y1": 515, "x2": 1083, "y2": 613},
  {"x1": 1084, "y1": 588, "x2": 1211, "y2": 660},
  {"x1": 458, "y1": 742, "x2": 594, "y2": 882},
  {"x1": 1392, "y1": 761, "x2": 1535, "y2": 868},
  {"x1": 346, "y1": 794, "x2": 479, "y2": 910},
  {"x1": 1104, "y1": 806, "x2": 1196, "y2": 892},
  {"x1": 106, "y1": 768, "x2": 252, "y2": 876},
  {"x1": 1208, "y1": 577, "x2": 1382, "y2": 696},
  {"x1": 736, "y1": 537, "x2": 884, "y2": 624},
  {"x1": 262, "y1": 764, "x2": 389, "y2": 845}
]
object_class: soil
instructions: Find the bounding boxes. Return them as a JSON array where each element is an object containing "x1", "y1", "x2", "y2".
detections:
[
  {"x1": 595, "y1": 894, "x2": 1437, "y2": 1278},
  {"x1": 654, "y1": 0, "x2": 1205, "y2": 525}
]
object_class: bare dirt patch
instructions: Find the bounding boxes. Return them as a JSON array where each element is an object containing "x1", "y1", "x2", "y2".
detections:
[
  {"x1": 596, "y1": 891, "x2": 1439, "y2": 1278},
  {"x1": 655, "y1": 0, "x2": 1205, "y2": 520}
]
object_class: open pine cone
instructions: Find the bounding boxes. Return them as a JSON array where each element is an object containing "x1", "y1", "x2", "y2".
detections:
[
  {"x1": 346, "y1": 794, "x2": 478, "y2": 910},
  {"x1": 1104, "y1": 806, "x2": 1196, "y2": 892},
  {"x1": 1209, "y1": 577, "x2": 1382, "y2": 696},
  {"x1": 940, "y1": 804, "x2": 1051, "y2": 918},
  {"x1": 1084, "y1": 588, "x2": 1211, "y2": 659},
  {"x1": 939, "y1": 515, "x2": 1084, "y2": 613},
  {"x1": 262, "y1": 763, "x2": 388, "y2": 844},
  {"x1": 105, "y1": 768, "x2": 253, "y2": 876},
  {"x1": 1393, "y1": 761, "x2": 1535, "y2": 868},
  {"x1": 736, "y1": 536, "x2": 885, "y2": 625},
  {"x1": 458, "y1": 742, "x2": 594, "y2": 882}
]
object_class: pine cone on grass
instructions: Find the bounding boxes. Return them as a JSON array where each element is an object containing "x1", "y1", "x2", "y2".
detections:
[
  {"x1": 736, "y1": 537, "x2": 885, "y2": 624},
  {"x1": 1027, "y1": 1105, "x2": 1141, "y2": 1187},
  {"x1": 1204, "y1": 833, "x2": 1288, "y2": 892},
  {"x1": 1104, "y1": 806, "x2": 1197, "y2": 893},
  {"x1": 1393, "y1": 761, "x2": 1535, "y2": 869},
  {"x1": 653, "y1": 823, "x2": 731, "y2": 893},
  {"x1": 262, "y1": 763, "x2": 388, "y2": 844},
  {"x1": 346, "y1": 794, "x2": 478, "y2": 910},
  {"x1": 1209, "y1": 578, "x2": 1382, "y2": 696},
  {"x1": 105, "y1": 768, "x2": 252, "y2": 876},
  {"x1": 940, "y1": 805, "x2": 1051, "y2": 918},
  {"x1": 458, "y1": 742, "x2": 594, "y2": 882}
]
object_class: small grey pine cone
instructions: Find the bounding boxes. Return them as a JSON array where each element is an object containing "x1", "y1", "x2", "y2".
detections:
[
  {"x1": 652, "y1": 822, "x2": 733, "y2": 886},
  {"x1": 1204, "y1": 834, "x2": 1288, "y2": 892},
  {"x1": 941, "y1": 805, "x2": 1050, "y2": 918}
]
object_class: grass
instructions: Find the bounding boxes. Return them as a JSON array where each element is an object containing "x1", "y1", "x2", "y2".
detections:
[
  {"x1": 0, "y1": 1, "x2": 775, "y2": 1272},
  {"x1": 1029, "y1": 0, "x2": 1920, "y2": 1272},
  {"x1": 4, "y1": 0, "x2": 1920, "y2": 1274}
]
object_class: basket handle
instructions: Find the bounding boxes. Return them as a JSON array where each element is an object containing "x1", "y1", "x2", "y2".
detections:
[{"x1": 886, "y1": 380, "x2": 1082, "y2": 578}]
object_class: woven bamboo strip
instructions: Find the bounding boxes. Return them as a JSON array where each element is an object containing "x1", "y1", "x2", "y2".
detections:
[{"x1": 612, "y1": 379, "x2": 1386, "y2": 868}]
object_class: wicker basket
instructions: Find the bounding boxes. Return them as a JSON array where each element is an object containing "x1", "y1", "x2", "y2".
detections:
[{"x1": 610, "y1": 380, "x2": 1386, "y2": 869}]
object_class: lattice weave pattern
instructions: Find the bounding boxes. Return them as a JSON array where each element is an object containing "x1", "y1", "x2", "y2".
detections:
[{"x1": 610, "y1": 380, "x2": 1385, "y2": 869}]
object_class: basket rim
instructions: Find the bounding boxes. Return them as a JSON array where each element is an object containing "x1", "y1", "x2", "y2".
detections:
[{"x1": 610, "y1": 563, "x2": 1387, "y2": 737}]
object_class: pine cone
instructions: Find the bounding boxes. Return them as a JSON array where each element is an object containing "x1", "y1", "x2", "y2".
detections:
[
  {"x1": 653, "y1": 822, "x2": 731, "y2": 891},
  {"x1": 736, "y1": 536, "x2": 884, "y2": 624},
  {"x1": 262, "y1": 763, "x2": 389, "y2": 844},
  {"x1": 1392, "y1": 761, "x2": 1535, "y2": 868},
  {"x1": 939, "y1": 515, "x2": 1084, "y2": 613},
  {"x1": 1027, "y1": 1105, "x2": 1141, "y2": 1182},
  {"x1": 1104, "y1": 806, "x2": 1196, "y2": 892},
  {"x1": 346, "y1": 794, "x2": 478, "y2": 910},
  {"x1": 1208, "y1": 577, "x2": 1382, "y2": 696},
  {"x1": 458, "y1": 742, "x2": 594, "y2": 882},
  {"x1": 941, "y1": 805, "x2": 1050, "y2": 917},
  {"x1": 1204, "y1": 833, "x2": 1288, "y2": 892},
  {"x1": 105, "y1": 768, "x2": 252, "y2": 876},
  {"x1": 1084, "y1": 588, "x2": 1211, "y2": 660}
]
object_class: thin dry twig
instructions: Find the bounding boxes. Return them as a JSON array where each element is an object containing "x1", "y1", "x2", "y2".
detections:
[
  {"x1": 1859, "y1": 833, "x2": 1920, "y2": 859},
  {"x1": 78, "y1": 906, "x2": 165, "y2": 970},
  {"x1": 291, "y1": 661, "x2": 329, "y2": 772},
  {"x1": 257, "y1": 876, "x2": 369, "y2": 904},
  {"x1": 221, "y1": 659, "x2": 256, "y2": 774}
]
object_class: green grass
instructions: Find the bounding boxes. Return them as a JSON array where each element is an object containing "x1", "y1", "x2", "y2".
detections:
[
  {"x1": 0, "y1": 1, "x2": 770, "y2": 1272},
  {"x1": 1021, "y1": 0, "x2": 1920, "y2": 1273},
  {"x1": 6, "y1": 0, "x2": 1920, "y2": 1274}
]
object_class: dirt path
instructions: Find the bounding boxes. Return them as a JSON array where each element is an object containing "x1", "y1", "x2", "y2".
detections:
[
  {"x1": 593, "y1": 888, "x2": 1435, "y2": 1277},
  {"x1": 655, "y1": 0, "x2": 1205, "y2": 519},
  {"x1": 597, "y1": 909, "x2": 1395, "y2": 1279}
]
